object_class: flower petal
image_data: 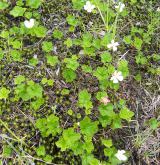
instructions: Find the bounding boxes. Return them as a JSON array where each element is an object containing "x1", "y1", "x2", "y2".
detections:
[
  {"x1": 111, "y1": 77, "x2": 118, "y2": 83},
  {"x1": 107, "y1": 43, "x2": 112, "y2": 49},
  {"x1": 113, "y1": 46, "x2": 118, "y2": 51}
]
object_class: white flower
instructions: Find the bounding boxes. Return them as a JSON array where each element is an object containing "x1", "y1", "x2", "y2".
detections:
[
  {"x1": 24, "y1": 19, "x2": 35, "y2": 29},
  {"x1": 157, "y1": 7, "x2": 160, "y2": 12},
  {"x1": 115, "y1": 2, "x2": 125, "y2": 12},
  {"x1": 107, "y1": 40, "x2": 119, "y2": 52},
  {"x1": 84, "y1": 1, "x2": 95, "y2": 13},
  {"x1": 33, "y1": 54, "x2": 37, "y2": 59},
  {"x1": 111, "y1": 71, "x2": 123, "y2": 83},
  {"x1": 115, "y1": 150, "x2": 127, "y2": 161}
]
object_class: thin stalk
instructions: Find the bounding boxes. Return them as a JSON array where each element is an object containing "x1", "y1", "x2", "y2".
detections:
[
  {"x1": 112, "y1": 13, "x2": 119, "y2": 38},
  {"x1": 0, "y1": 119, "x2": 27, "y2": 146},
  {"x1": 97, "y1": 6, "x2": 108, "y2": 30}
]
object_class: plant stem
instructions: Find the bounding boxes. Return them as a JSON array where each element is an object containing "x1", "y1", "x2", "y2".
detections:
[
  {"x1": 0, "y1": 119, "x2": 27, "y2": 146},
  {"x1": 97, "y1": 6, "x2": 108, "y2": 30}
]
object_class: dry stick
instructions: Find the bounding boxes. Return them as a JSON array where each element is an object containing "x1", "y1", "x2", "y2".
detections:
[
  {"x1": 119, "y1": 50, "x2": 129, "y2": 61},
  {"x1": 0, "y1": 119, "x2": 27, "y2": 146}
]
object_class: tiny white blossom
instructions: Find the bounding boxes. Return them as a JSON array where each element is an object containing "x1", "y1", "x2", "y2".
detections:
[
  {"x1": 115, "y1": 150, "x2": 127, "y2": 161},
  {"x1": 157, "y1": 7, "x2": 160, "y2": 12},
  {"x1": 33, "y1": 54, "x2": 37, "y2": 59},
  {"x1": 84, "y1": 1, "x2": 95, "y2": 13},
  {"x1": 107, "y1": 40, "x2": 119, "y2": 52},
  {"x1": 111, "y1": 71, "x2": 123, "y2": 83},
  {"x1": 115, "y1": 2, "x2": 125, "y2": 12},
  {"x1": 24, "y1": 19, "x2": 35, "y2": 29}
]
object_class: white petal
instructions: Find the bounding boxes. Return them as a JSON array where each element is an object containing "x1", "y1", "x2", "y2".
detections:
[
  {"x1": 113, "y1": 46, "x2": 118, "y2": 52},
  {"x1": 120, "y1": 154, "x2": 127, "y2": 161},
  {"x1": 120, "y1": 150, "x2": 126, "y2": 154},
  {"x1": 117, "y1": 75, "x2": 123, "y2": 81},
  {"x1": 117, "y1": 71, "x2": 122, "y2": 76},
  {"x1": 115, "y1": 150, "x2": 127, "y2": 161},
  {"x1": 113, "y1": 78, "x2": 119, "y2": 83},
  {"x1": 24, "y1": 19, "x2": 35, "y2": 29},
  {"x1": 115, "y1": 5, "x2": 119, "y2": 9},
  {"x1": 114, "y1": 42, "x2": 119, "y2": 46},
  {"x1": 84, "y1": 5, "x2": 88, "y2": 10},
  {"x1": 86, "y1": 1, "x2": 91, "y2": 6},
  {"x1": 33, "y1": 54, "x2": 37, "y2": 59},
  {"x1": 84, "y1": 1, "x2": 95, "y2": 12},
  {"x1": 107, "y1": 43, "x2": 112, "y2": 49},
  {"x1": 87, "y1": 8, "x2": 92, "y2": 13},
  {"x1": 111, "y1": 77, "x2": 119, "y2": 83},
  {"x1": 91, "y1": 5, "x2": 95, "y2": 10}
]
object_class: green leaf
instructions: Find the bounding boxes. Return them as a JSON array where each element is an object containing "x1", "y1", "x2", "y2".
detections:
[
  {"x1": 149, "y1": 118, "x2": 160, "y2": 130},
  {"x1": 36, "y1": 146, "x2": 46, "y2": 156},
  {"x1": 0, "y1": 2, "x2": 9, "y2": 10},
  {"x1": 0, "y1": 87, "x2": 10, "y2": 100},
  {"x1": 82, "y1": 33, "x2": 93, "y2": 48},
  {"x1": 118, "y1": 60, "x2": 129, "y2": 78},
  {"x1": 34, "y1": 26, "x2": 47, "y2": 38},
  {"x1": 53, "y1": 29, "x2": 63, "y2": 39},
  {"x1": 96, "y1": 91, "x2": 107, "y2": 101},
  {"x1": 0, "y1": 49, "x2": 4, "y2": 60},
  {"x1": 15, "y1": 81, "x2": 43, "y2": 101},
  {"x1": 10, "y1": 6, "x2": 26, "y2": 17},
  {"x1": 10, "y1": 50, "x2": 22, "y2": 62},
  {"x1": 3, "y1": 145, "x2": 12, "y2": 157},
  {"x1": 62, "y1": 69, "x2": 76, "y2": 82},
  {"x1": 99, "y1": 115, "x2": 112, "y2": 127},
  {"x1": 98, "y1": 103, "x2": 115, "y2": 117},
  {"x1": 29, "y1": 58, "x2": 39, "y2": 66},
  {"x1": 66, "y1": 15, "x2": 79, "y2": 27},
  {"x1": 104, "y1": 147, "x2": 116, "y2": 158},
  {"x1": 119, "y1": 108, "x2": 134, "y2": 122},
  {"x1": 92, "y1": 39, "x2": 101, "y2": 50},
  {"x1": 56, "y1": 128, "x2": 81, "y2": 151},
  {"x1": 26, "y1": 0, "x2": 42, "y2": 9},
  {"x1": 101, "y1": 33, "x2": 112, "y2": 47},
  {"x1": 64, "y1": 55, "x2": 79, "y2": 71},
  {"x1": 78, "y1": 90, "x2": 93, "y2": 110},
  {"x1": 82, "y1": 154, "x2": 100, "y2": 165},
  {"x1": 111, "y1": 116, "x2": 122, "y2": 129},
  {"x1": 64, "y1": 38, "x2": 73, "y2": 48},
  {"x1": 35, "y1": 114, "x2": 61, "y2": 137},
  {"x1": 42, "y1": 41, "x2": 53, "y2": 52},
  {"x1": 80, "y1": 116, "x2": 98, "y2": 138},
  {"x1": 72, "y1": 0, "x2": 85, "y2": 10},
  {"x1": 82, "y1": 141, "x2": 94, "y2": 154},
  {"x1": 102, "y1": 139, "x2": 113, "y2": 148},
  {"x1": 123, "y1": 35, "x2": 132, "y2": 44},
  {"x1": 133, "y1": 37, "x2": 143, "y2": 50},
  {"x1": 101, "y1": 52, "x2": 112, "y2": 63},
  {"x1": 14, "y1": 75, "x2": 25, "y2": 85},
  {"x1": 81, "y1": 65, "x2": 92, "y2": 73},
  {"x1": 31, "y1": 98, "x2": 45, "y2": 110},
  {"x1": 135, "y1": 52, "x2": 148, "y2": 65},
  {"x1": 46, "y1": 55, "x2": 59, "y2": 67},
  {"x1": 0, "y1": 30, "x2": 9, "y2": 39},
  {"x1": 93, "y1": 67, "x2": 109, "y2": 81},
  {"x1": 43, "y1": 155, "x2": 53, "y2": 163},
  {"x1": 10, "y1": 40, "x2": 22, "y2": 49}
]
